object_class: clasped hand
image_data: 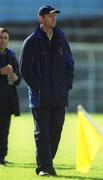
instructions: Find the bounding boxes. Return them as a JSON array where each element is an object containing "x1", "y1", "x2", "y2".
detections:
[{"x1": 0, "y1": 64, "x2": 18, "y2": 81}]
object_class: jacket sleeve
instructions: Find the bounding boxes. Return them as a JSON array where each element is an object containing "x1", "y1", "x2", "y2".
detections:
[
  {"x1": 63, "y1": 38, "x2": 74, "y2": 90},
  {"x1": 19, "y1": 38, "x2": 41, "y2": 91},
  {"x1": 11, "y1": 54, "x2": 21, "y2": 85},
  {"x1": 4, "y1": 50, "x2": 21, "y2": 86}
]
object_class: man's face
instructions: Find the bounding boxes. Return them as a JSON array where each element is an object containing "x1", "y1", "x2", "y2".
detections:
[
  {"x1": 42, "y1": 13, "x2": 57, "y2": 28},
  {"x1": 0, "y1": 32, "x2": 9, "y2": 51}
]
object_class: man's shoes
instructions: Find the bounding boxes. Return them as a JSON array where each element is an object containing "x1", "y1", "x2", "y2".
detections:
[
  {"x1": 0, "y1": 159, "x2": 6, "y2": 166},
  {"x1": 36, "y1": 166, "x2": 57, "y2": 176},
  {"x1": 39, "y1": 171, "x2": 50, "y2": 176},
  {"x1": 48, "y1": 166, "x2": 57, "y2": 176},
  {"x1": 0, "y1": 159, "x2": 10, "y2": 166}
]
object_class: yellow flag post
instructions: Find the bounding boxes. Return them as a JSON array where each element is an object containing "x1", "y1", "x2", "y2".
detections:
[{"x1": 76, "y1": 105, "x2": 103, "y2": 173}]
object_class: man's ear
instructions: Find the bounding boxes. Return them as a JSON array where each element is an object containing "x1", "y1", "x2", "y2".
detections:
[{"x1": 38, "y1": 16, "x2": 44, "y2": 23}]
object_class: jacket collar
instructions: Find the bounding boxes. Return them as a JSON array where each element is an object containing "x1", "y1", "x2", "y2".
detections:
[{"x1": 33, "y1": 24, "x2": 64, "y2": 39}]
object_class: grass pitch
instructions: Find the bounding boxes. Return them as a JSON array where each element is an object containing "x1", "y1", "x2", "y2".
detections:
[{"x1": 0, "y1": 113, "x2": 103, "y2": 180}]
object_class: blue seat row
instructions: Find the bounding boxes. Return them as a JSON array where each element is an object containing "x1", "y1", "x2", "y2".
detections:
[{"x1": 0, "y1": 0, "x2": 103, "y2": 23}]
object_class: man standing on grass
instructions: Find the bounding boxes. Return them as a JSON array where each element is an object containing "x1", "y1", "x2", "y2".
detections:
[{"x1": 20, "y1": 5, "x2": 74, "y2": 176}]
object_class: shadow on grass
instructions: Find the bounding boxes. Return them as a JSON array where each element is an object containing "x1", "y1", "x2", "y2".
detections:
[
  {"x1": 6, "y1": 162, "x2": 36, "y2": 169},
  {"x1": 5, "y1": 163, "x2": 103, "y2": 180},
  {"x1": 57, "y1": 175, "x2": 103, "y2": 180},
  {"x1": 55, "y1": 164, "x2": 103, "y2": 180},
  {"x1": 55, "y1": 164, "x2": 74, "y2": 170}
]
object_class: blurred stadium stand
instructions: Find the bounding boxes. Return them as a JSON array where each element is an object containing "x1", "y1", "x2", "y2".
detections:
[
  {"x1": 0, "y1": 0, "x2": 103, "y2": 42},
  {"x1": 1, "y1": 0, "x2": 103, "y2": 112},
  {"x1": 1, "y1": 0, "x2": 103, "y2": 22}
]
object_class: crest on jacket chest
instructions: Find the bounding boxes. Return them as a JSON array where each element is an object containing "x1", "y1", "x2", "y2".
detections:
[
  {"x1": 38, "y1": 39, "x2": 63, "y2": 57},
  {"x1": 57, "y1": 47, "x2": 63, "y2": 56}
]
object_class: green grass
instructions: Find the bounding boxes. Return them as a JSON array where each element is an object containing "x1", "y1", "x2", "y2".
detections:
[{"x1": 0, "y1": 113, "x2": 103, "y2": 180}]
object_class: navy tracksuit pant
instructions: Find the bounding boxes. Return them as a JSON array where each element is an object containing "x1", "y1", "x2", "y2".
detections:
[
  {"x1": 0, "y1": 99, "x2": 11, "y2": 160},
  {"x1": 32, "y1": 107, "x2": 65, "y2": 172}
]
